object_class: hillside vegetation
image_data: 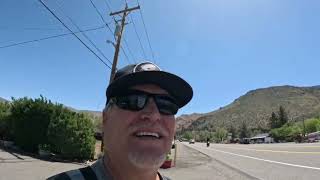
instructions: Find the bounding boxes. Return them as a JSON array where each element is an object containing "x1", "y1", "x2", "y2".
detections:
[{"x1": 178, "y1": 86, "x2": 320, "y2": 133}]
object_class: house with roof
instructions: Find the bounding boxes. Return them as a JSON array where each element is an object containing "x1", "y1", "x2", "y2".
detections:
[{"x1": 250, "y1": 133, "x2": 274, "y2": 143}]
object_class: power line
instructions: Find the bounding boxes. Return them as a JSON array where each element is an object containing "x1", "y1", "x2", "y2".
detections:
[
  {"x1": 123, "y1": 39, "x2": 136, "y2": 63},
  {"x1": 123, "y1": 0, "x2": 145, "y2": 61},
  {"x1": 130, "y1": 14, "x2": 147, "y2": 59},
  {"x1": 120, "y1": 45, "x2": 132, "y2": 64},
  {"x1": 92, "y1": 0, "x2": 134, "y2": 64},
  {"x1": 53, "y1": 0, "x2": 113, "y2": 65},
  {"x1": 38, "y1": 0, "x2": 112, "y2": 69},
  {"x1": 103, "y1": 0, "x2": 113, "y2": 13},
  {"x1": 136, "y1": 0, "x2": 155, "y2": 62},
  {"x1": 89, "y1": 0, "x2": 115, "y2": 40},
  {"x1": 0, "y1": 25, "x2": 106, "y2": 49},
  {"x1": 0, "y1": 27, "x2": 62, "y2": 31}
]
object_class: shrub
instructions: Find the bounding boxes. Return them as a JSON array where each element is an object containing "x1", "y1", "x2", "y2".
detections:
[
  {"x1": 6, "y1": 96, "x2": 96, "y2": 160},
  {"x1": 304, "y1": 118, "x2": 320, "y2": 134},
  {"x1": 48, "y1": 107, "x2": 95, "y2": 160},
  {"x1": 214, "y1": 128, "x2": 228, "y2": 143},
  {"x1": 0, "y1": 102, "x2": 12, "y2": 140},
  {"x1": 270, "y1": 124, "x2": 302, "y2": 142},
  {"x1": 10, "y1": 96, "x2": 53, "y2": 152}
]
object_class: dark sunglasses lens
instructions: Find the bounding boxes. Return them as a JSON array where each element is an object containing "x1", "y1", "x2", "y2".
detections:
[
  {"x1": 116, "y1": 95, "x2": 147, "y2": 110},
  {"x1": 155, "y1": 96, "x2": 179, "y2": 115}
]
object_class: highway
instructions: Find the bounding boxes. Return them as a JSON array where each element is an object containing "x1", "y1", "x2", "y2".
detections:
[
  {"x1": 183, "y1": 142, "x2": 320, "y2": 180},
  {"x1": 1, "y1": 142, "x2": 319, "y2": 179}
]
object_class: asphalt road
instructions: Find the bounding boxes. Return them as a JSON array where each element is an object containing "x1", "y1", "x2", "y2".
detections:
[
  {"x1": 183, "y1": 142, "x2": 320, "y2": 180},
  {"x1": 0, "y1": 147, "x2": 83, "y2": 180},
  {"x1": 2, "y1": 142, "x2": 319, "y2": 180}
]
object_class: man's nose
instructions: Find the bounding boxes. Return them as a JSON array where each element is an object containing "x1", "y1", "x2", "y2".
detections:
[{"x1": 140, "y1": 98, "x2": 161, "y2": 122}]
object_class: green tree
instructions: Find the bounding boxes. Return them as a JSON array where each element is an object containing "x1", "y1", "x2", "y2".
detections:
[
  {"x1": 47, "y1": 106, "x2": 95, "y2": 160},
  {"x1": 0, "y1": 102, "x2": 12, "y2": 140},
  {"x1": 182, "y1": 131, "x2": 193, "y2": 140},
  {"x1": 214, "y1": 128, "x2": 228, "y2": 143},
  {"x1": 278, "y1": 106, "x2": 288, "y2": 126},
  {"x1": 270, "y1": 124, "x2": 302, "y2": 142},
  {"x1": 228, "y1": 125, "x2": 237, "y2": 141},
  {"x1": 304, "y1": 118, "x2": 320, "y2": 134},
  {"x1": 10, "y1": 96, "x2": 53, "y2": 152},
  {"x1": 316, "y1": 120, "x2": 320, "y2": 131},
  {"x1": 270, "y1": 112, "x2": 279, "y2": 129},
  {"x1": 239, "y1": 121, "x2": 249, "y2": 140},
  {"x1": 197, "y1": 130, "x2": 212, "y2": 142}
]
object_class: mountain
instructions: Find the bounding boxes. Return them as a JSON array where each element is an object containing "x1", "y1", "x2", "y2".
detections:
[
  {"x1": 176, "y1": 85, "x2": 320, "y2": 132},
  {"x1": 0, "y1": 97, "x2": 8, "y2": 103},
  {"x1": 79, "y1": 110, "x2": 102, "y2": 119},
  {"x1": 176, "y1": 113, "x2": 203, "y2": 130},
  {"x1": 311, "y1": 85, "x2": 320, "y2": 90}
]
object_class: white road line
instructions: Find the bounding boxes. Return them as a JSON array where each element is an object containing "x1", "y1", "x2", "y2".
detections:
[
  {"x1": 195, "y1": 145, "x2": 320, "y2": 171},
  {"x1": 217, "y1": 146, "x2": 320, "y2": 154}
]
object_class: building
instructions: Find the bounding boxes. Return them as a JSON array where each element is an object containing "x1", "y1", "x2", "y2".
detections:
[{"x1": 250, "y1": 133, "x2": 274, "y2": 143}]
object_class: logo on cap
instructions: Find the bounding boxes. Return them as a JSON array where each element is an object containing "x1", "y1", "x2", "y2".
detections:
[{"x1": 133, "y1": 62, "x2": 161, "y2": 73}]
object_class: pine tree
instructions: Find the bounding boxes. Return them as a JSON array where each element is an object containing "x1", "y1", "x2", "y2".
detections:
[
  {"x1": 228, "y1": 125, "x2": 237, "y2": 141},
  {"x1": 270, "y1": 112, "x2": 278, "y2": 129},
  {"x1": 240, "y1": 121, "x2": 249, "y2": 139},
  {"x1": 278, "y1": 106, "x2": 288, "y2": 126}
]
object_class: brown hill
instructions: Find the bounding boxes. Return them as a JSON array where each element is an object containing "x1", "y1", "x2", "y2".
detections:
[
  {"x1": 177, "y1": 85, "x2": 320, "y2": 132},
  {"x1": 175, "y1": 113, "x2": 203, "y2": 130}
]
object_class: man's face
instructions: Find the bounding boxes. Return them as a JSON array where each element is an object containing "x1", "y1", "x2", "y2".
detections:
[{"x1": 103, "y1": 84, "x2": 176, "y2": 170}]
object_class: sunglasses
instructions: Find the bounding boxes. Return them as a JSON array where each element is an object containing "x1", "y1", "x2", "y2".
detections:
[{"x1": 110, "y1": 89, "x2": 179, "y2": 115}]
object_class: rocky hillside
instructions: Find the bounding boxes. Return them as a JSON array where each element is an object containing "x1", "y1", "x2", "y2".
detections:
[
  {"x1": 0, "y1": 97, "x2": 8, "y2": 103},
  {"x1": 176, "y1": 85, "x2": 320, "y2": 132},
  {"x1": 3, "y1": 85, "x2": 320, "y2": 133},
  {"x1": 176, "y1": 113, "x2": 203, "y2": 130}
]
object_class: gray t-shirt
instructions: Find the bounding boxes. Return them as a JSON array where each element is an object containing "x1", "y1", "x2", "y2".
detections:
[{"x1": 47, "y1": 158, "x2": 171, "y2": 180}]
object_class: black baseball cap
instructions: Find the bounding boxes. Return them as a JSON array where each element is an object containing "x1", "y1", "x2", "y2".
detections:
[{"x1": 106, "y1": 62, "x2": 193, "y2": 108}]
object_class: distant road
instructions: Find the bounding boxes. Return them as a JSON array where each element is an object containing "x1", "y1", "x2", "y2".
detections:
[{"x1": 184, "y1": 142, "x2": 320, "y2": 180}]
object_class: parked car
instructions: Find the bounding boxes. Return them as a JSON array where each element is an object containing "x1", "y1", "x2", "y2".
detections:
[{"x1": 189, "y1": 139, "x2": 195, "y2": 144}]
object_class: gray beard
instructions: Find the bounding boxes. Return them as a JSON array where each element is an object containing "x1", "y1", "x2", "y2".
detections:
[{"x1": 128, "y1": 151, "x2": 166, "y2": 169}]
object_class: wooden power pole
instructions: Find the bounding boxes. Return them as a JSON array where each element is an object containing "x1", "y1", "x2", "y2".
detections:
[
  {"x1": 109, "y1": 4, "x2": 140, "y2": 82},
  {"x1": 101, "y1": 4, "x2": 140, "y2": 153}
]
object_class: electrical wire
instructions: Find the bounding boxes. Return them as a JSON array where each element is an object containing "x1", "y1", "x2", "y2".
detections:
[
  {"x1": 93, "y1": 0, "x2": 134, "y2": 64},
  {"x1": 103, "y1": 0, "x2": 113, "y2": 14},
  {"x1": 136, "y1": 0, "x2": 155, "y2": 62},
  {"x1": 122, "y1": 0, "x2": 145, "y2": 62},
  {"x1": 89, "y1": 0, "x2": 115, "y2": 40},
  {"x1": 0, "y1": 26, "x2": 106, "y2": 49},
  {"x1": 54, "y1": 0, "x2": 113, "y2": 65},
  {"x1": 120, "y1": 45, "x2": 132, "y2": 64},
  {"x1": 0, "y1": 27, "x2": 62, "y2": 31},
  {"x1": 130, "y1": 14, "x2": 147, "y2": 59},
  {"x1": 38, "y1": 0, "x2": 111, "y2": 69},
  {"x1": 123, "y1": 38, "x2": 136, "y2": 63}
]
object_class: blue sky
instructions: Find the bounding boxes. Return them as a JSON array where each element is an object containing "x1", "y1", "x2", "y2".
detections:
[{"x1": 0, "y1": 0, "x2": 319, "y2": 115}]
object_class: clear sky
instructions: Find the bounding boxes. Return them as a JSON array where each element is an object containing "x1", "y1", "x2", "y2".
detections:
[{"x1": 1, "y1": 0, "x2": 319, "y2": 115}]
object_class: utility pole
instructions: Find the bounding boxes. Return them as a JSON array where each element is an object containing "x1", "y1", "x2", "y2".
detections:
[
  {"x1": 109, "y1": 4, "x2": 140, "y2": 82},
  {"x1": 101, "y1": 4, "x2": 140, "y2": 153}
]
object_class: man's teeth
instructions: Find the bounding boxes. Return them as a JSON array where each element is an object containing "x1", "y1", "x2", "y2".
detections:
[{"x1": 136, "y1": 132, "x2": 160, "y2": 138}]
